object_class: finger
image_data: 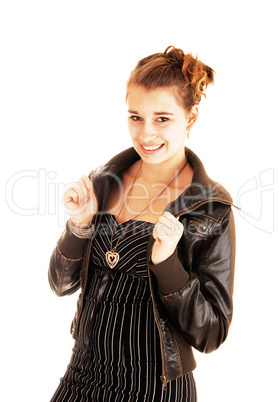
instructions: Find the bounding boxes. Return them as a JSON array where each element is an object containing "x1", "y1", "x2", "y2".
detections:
[
  {"x1": 152, "y1": 225, "x2": 168, "y2": 242},
  {"x1": 163, "y1": 212, "x2": 184, "y2": 232},
  {"x1": 65, "y1": 189, "x2": 85, "y2": 209},
  {"x1": 76, "y1": 178, "x2": 90, "y2": 199},
  {"x1": 158, "y1": 213, "x2": 183, "y2": 231},
  {"x1": 153, "y1": 222, "x2": 172, "y2": 238},
  {"x1": 157, "y1": 215, "x2": 177, "y2": 230},
  {"x1": 61, "y1": 189, "x2": 80, "y2": 212},
  {"x1": 65, "y1": 188, "x2": 79, "y2": 203},
  {"x1": 78, "y1": 177, "x2": 94, "y2": 204},
  {"x1": 75, "y1": 177, "x2": 93, "y2": 203},
  {"x1": 163, "y1": 211, "x2": 179, "y2": 223},
  {"x1": 69, "y1": 183, "x2": 85, "y2": 204},
  {"x1": 156, "y1": 220, "x2": 183, "y2": 237},
  {"x1": 80, "y1": 175, "x2": 93, "y2": 194}
]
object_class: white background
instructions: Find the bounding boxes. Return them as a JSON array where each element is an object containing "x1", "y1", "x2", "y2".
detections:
[{"x1": 1, "y1": 1, "x2": 278, "y2": 401}]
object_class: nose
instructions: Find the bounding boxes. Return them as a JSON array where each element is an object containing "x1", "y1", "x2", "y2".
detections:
[{"x1": 139, "y1": 123, "x2": 157, "y2": 142}]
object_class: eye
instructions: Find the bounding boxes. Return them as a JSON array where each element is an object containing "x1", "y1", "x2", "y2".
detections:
[
  {"x1": 157, "y1": 117, "x2": 169, "y2": 122},
  {"x1": 129, "y1": 115, "x2": 142, "y2": 121}
]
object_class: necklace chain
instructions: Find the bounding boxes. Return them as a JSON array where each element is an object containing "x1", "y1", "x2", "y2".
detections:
[
  {"x1": 109, "y1": 160, "x2": 143, "y2": 252},
  {"x1": 105, "y1": 158, "x2": 188, "y2": 269}
]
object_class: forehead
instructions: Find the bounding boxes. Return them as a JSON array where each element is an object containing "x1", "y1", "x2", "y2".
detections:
[{"x1": 127, "y1": 84, "x2": 184, "y2": 112}]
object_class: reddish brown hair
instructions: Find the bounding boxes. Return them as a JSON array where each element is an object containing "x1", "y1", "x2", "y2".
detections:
[{"x1": 126, "y1": 46, "x2": 215, "y2": 111}]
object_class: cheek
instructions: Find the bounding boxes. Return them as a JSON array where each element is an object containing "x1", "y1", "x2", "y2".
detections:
[
  {"x1": 127, "y1": 120, "x2": 134, "y2": 133},
  {"x1": 175, "y1": 120, "x2": 187, "y2": 134},
  {"x1": 128, "y1": 121, "x2": 143, "y2": 137},
  {"x1": 165, "y1": 124, "x2": 187, "y2": 145},
  {"x1": 128, "y1": 124, "x2": 138, "y2": 140}
]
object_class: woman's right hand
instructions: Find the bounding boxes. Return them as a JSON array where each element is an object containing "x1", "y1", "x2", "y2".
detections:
[{"x1": 61, "y1": 175, "x2": 98, "y2": 228}]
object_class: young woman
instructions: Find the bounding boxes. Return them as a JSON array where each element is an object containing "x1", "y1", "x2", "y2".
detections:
[{"x1": 49, "y1": 46, "x2": 236, "y2": 401}]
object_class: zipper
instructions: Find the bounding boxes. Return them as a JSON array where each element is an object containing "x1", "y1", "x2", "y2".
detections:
[
  {"x1": 146, "y1": 202, "x2": 213, "y2": 389},
  {"x1": 160, "y1": 375, "x2": 167, "y2": 390},
  {"x1": 147, "y1": 199, "x2": 232, "y2": 389},
  {"x1": 147, "y1": 252, "x2": 168, "y2": 390}
]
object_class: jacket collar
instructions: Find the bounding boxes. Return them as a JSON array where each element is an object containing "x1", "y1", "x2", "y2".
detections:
[{"x1": 91, "y1": 146, "x2": 236, "y2": 218}]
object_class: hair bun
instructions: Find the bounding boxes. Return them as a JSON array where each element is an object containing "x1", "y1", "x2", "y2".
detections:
[
  {"x1": 127, "y1": 45, "x2": 215, "y2": 110},
  {"x1": 163, "y1": 45, "x2": 185, "y2": 67},
  {"x1": 164, "y1": 46, "x2": 215, "y2": 101}
]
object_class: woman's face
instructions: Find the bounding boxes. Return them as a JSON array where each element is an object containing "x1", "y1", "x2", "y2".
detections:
[{"x1": 127, "y1": 84, "x2": 196, "y2": 166}]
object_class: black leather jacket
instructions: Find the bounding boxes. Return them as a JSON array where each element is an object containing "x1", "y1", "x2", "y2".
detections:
[{"x1": 48, "y1": 147, "x2": 236, "y2": 389}]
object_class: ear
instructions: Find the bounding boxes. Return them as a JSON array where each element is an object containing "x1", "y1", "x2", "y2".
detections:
[{"x1": 186, "y1": 105, "x2": 199, "y2": 130}]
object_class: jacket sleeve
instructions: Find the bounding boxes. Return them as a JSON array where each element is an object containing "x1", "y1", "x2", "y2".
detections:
[
  {"x1": 48, "y1": 220, "x2": 90, "y2": 297},
  {"x1": 148, "y1": 207, "x2": 236, "y2": 354}
]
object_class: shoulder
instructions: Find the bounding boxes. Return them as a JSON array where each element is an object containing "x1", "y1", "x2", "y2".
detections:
[
  {"x1": 176, "y1": 147, "x2": 238, "y2": 237},
  {"x1": 185, "y1": 146, "x2": 238, "y2": 209},
  {"x1": 88, "y1": 147, "x2": 140, "y2": 180},
  {"x1": 104, "y1": 147, "x2": 139, "y2": 166}
]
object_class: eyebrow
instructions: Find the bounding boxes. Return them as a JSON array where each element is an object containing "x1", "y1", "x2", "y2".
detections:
[{"x1": 128, "y1": 110, "x2": 174, "y2": 116}]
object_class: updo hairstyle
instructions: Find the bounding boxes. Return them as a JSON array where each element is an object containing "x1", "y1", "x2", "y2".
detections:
[{"x1": 126, "y1": 46, "x2": 215, "y2": 112}]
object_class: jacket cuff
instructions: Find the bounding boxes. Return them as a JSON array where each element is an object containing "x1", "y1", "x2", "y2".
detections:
[
  {"x1": 148, "y1": 249, "x2": 190, "y2": 295},
  {"x1": 58, "y1": 220, "x2": 90, "y2": 259}
]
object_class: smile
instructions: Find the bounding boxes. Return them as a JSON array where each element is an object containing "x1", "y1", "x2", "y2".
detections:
[
  {"x1": 140, "y1": 143, "x2": 165, "y2": 154},
  {"x1": 142, "y1": 144, "x2": 163, "y2": 150}
]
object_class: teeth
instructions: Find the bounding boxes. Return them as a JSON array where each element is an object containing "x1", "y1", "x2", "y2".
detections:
[{"x1": 142, "y1": 144, "x2": 162, "y2": 150}]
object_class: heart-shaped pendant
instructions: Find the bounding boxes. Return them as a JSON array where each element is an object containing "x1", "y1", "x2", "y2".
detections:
[{"x1": 105, "y1": 251, "x2": 119, "y2": 269}]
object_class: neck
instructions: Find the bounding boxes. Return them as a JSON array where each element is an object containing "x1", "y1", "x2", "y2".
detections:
[{"x1": 139, "y1": 152, "x2": 187, "y2": 184}]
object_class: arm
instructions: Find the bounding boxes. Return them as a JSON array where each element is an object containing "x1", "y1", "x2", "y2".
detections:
[
  {"x1": 148, "y1": 208, "x2": 236, "y2": 353},
  {"x1": 48, "y1": 219, "x2": 94, "y2": 296},
  {"x1": 48, "y1": 173, "x2": 98, "y2": 296}
]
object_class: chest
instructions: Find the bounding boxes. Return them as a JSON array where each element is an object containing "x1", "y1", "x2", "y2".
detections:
[{"x1": 105, "y1": 173, "x2": 192, "y2": 224}]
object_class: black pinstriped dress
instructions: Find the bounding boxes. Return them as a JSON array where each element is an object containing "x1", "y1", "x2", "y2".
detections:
[{"x1": 50, "y1": 213, "x2": 196, "y2": 402}]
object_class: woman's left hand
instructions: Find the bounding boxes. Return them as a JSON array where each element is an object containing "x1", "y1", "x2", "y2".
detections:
[{"x1": 151, "y1": 211, "x2": 184, "y2": 265}]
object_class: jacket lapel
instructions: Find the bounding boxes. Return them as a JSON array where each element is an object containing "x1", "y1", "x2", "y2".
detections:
[{"x1": 89, "y1": 146, "x2": 236, "y2": 221}]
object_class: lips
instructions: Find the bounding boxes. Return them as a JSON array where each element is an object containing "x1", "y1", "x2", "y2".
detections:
[{"x1": 140, "y1": 143, "x2": 165, "y2": 154}]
